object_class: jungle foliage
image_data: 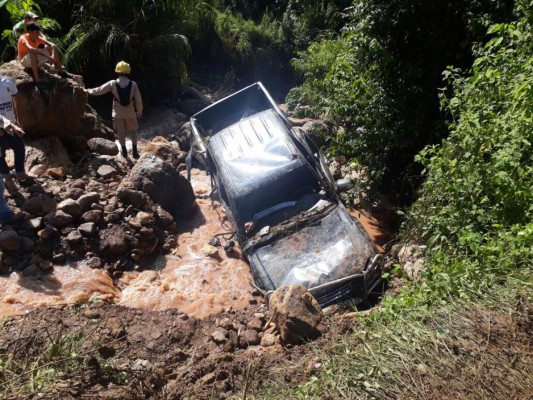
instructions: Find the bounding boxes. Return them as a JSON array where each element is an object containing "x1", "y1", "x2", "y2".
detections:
[
  {"x1": 401, "y1": 0, "x2": 532, "y2": 301},
  {"x1": 287, "y1": 0, "x2": 515, "y2": 193}
]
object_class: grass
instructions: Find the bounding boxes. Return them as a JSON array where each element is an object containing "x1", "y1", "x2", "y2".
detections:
[
  {"x1": 247, "y1": 272, "x2": 532, "y2": 399},
  {"x1": 0, "y1": 311, "x2": 131, "y2": 397}
]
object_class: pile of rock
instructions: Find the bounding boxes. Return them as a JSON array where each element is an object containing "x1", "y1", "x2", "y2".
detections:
[{"x1": 0, "y1": 137, "x2": 195, "y2": 276}]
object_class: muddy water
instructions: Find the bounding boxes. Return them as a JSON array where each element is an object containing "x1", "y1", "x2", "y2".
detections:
[
  {"x1": 117, "y1": 174, "x2": 255, "y2": 318},
  {"x1": 0, "y1": 170, "x2": 256, "y2": 319},
  {"x1": 0, "y1": 263, "x2": 118, "y2": 317},
  {"x1": 0, "y1": 169, "x2": 391, "y2": 319}
]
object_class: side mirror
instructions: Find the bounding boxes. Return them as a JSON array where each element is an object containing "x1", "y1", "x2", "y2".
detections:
[{"x1": 336, "y1": 178, "x2": 354, "y2": 192}]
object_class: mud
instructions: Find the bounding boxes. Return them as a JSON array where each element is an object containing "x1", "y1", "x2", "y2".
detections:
[{"x1": 0, "y1": 170, "x2": 257, "y2": 320}]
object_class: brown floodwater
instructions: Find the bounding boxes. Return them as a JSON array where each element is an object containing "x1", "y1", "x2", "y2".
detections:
[
  {"x1": 0, "y1": 169, "x2": 391, "y2": 319},
  {"x1": 0, "y1": 170, "x2": 255, "y2": 319}
]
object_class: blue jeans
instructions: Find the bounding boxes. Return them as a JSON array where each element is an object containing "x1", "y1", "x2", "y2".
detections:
[
  {"x1": 0, "y1": 134, "x2": 26, "y2": 179},
  {"x1": 0, "y1": 178, "x2": 13, "y2": 223}
]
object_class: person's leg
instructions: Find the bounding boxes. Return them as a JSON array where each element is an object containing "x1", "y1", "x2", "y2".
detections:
[
  {"x1": 113, "y1": 119, "x2": 127, "y2": 157},
  {"x1": 126, "y1": 118, "x2": 140, "y2": 159},
  {"x1": 0, "y1": 177, "x2": 14, "y2": 223},
  {"x1": 0, "y1": 136, "x2": 11, "y2": 180},
  {"x1": 29, "y1": 52, "x2": 42, "y2": 82},
  {"x1": 10, "y1": 136, "x2": 31, "y2": 180}
]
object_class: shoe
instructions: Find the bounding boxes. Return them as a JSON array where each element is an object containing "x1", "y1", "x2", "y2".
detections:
[
  {"x1": 3, "y1": 178, "x2": 17, "y2": 191},
  {"x1": 132, "y1": 145, "x2": 140, "y2": 159},
  {"x1": 15, "y1": 172, "x2": 35, "y2": 181},
  {"x1": 36, "y1": 81, "x2": 48, "y2": 90},
  {"x1": 0, "y1": 210, "x2": 24, "y2": 225}
]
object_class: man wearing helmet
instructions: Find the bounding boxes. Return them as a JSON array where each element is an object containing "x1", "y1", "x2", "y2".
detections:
[{"x1": 85, "y1": 61, "x2": 143, "y2": 158}]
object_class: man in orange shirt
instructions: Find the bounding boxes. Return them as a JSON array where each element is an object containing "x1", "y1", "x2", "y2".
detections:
[{"x1": 17, "y1": 23, "x2": 67, "y2": 88}]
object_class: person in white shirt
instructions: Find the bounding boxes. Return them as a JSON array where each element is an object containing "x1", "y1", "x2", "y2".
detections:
[
  {"x1": 0, "y1": 76, "x2": 32, "y2": 187},
  {"x1": 85, "y1": 61, "x2": 143, "y2": 159},
  {"x1": 0, "y1": 114, "x2": 25, "y2": 224}
]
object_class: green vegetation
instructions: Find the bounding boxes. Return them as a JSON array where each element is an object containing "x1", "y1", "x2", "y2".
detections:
[
  {"x1": 253, "y1": 1, "x2": 533, "y2": 396},
  {"x1": 287, "y1": 0, "x2": 515, "y2": 191}
]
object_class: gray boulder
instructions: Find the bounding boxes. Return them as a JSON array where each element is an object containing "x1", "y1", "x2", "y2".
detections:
[{"x1": 269, "y1": 284, "x2": 323, "y2": 345}]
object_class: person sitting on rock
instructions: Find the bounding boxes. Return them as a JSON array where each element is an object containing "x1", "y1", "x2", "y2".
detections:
[
  {"x1": 85, "y1": 61, "x2": 143, "y2": 159},
  {"x1": 17, "y1": 22, "x2": 68, "y2": 89},
  {"x1": 0, "y1": 76, "x2": 33, "y2": 188}
]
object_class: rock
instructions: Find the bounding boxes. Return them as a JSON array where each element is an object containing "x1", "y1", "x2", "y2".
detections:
[
  {"x1": 86, "y1": 257, "x2": 102, "y2": 268},
  {"x1": 247, "y1": 318, "x2": 263, "y2": 332},
  {"x1": 23, "y1": 194, "x2": 57, "y2": 215},
  {"x1": 99, "y1": 226, "x2": 131, "y2": 255},
  {"x1": 211, "y1": 329, "x2": 228, "y2": 344},
  {"x1": 116, "y1": 188, "x2": 148, "y2": 209},
  {"x1": 66, "y1": 230, "x2": 83, "y2": 245},
  {"x1": 398, "y1": 244, "x2": 426, "y2": 281},
  {"x1": 87, "y1": 138, "x2": 118, "y2": 156},
  {"x1": 155, "y1": 207, "x2": 174, "y2": 227},
  {"x1": 38, "y1": 260, "x2": 53, "y2": 272},
  {"x1": 136, "y1": 211, "x2": 153, "y2": 226},
  {"x1": 57, "y1": 199, "x2": 83, "y2": 218},
  {"x1": 201, "y1": 244, "x2": 218, "y2": 258},
  {"x1": 0, "y1": 61, "x2": 86, "y2": 139},
  {"x1": 45, "y1": 210, "x2": 73, "y2": 228},
  {"x1": 24, "y1": 136, "x2": 73, "y2": 172},
  {"x1": 52, "y1": 253, "x2": 66, "y2": 264},
  {"x1": 97, "y1": 165, "x2": 118, "y2": 179},
  {"x1": 81, "y1": 210, "x2": 104, "y2": 224},
  {"x1": 260, "y1": 333, "x2": 278, "y2": 347},
  {"x1": 67, "y1": 135, "x2": 89, "y2": 152},
  {"x1": 80, "y1": 104, "x2": 115, "y2": 140},
  {"x1": 19, "y1": 217, "x2": 42, "y2": 231},
  {"x1": 46, "y1": 167, "x2": 66, "y2": 180},
  {"x1": 124, "y1": 138, "x2": 195, "y2": 220},
  {"x1": 0, "y1": 231, "x2": 21, "y2": 251},
  {"x1": 301, "y1": 120, "x2": 329, "y2": 147},
  {"x1": 66, "y1": 187, "x2": 84, "y2": 200},
  {"x1": 175, "y1": 87, "x2": 211, "y2": 116},
  {"x1": 218, "y1": 317, "x2": 234, "y2": 331},
  {"x1": 78, "y1": 192, "x2": 100, "y2": 211},
  {"x1": 37, "y1": 224, "x2": 60, "y2": 239},
  {"x1": 19, "y1": 237, "x2": 35, "y2": 251},
  {"x1": 176, "y1": 122, "x2": 192, "y2": 151},
  {"x1": 79, "y1": 222, "x2": 97, "y2": 236},
  {"x1": 136, "y1": 105, "x2": 188, "y2": 138},
  {"x1": 239, "y1": 329, "x2": 260, "y2": 348},
  {"x1": 269, "y1": 285, "x2": 322, "y2": 345}
]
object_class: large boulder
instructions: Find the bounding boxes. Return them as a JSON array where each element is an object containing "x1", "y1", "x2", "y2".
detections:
[
  {"x1": 136, "y1": 105, "x2": 188, "y2": 138},
  {"x1": 0, "y1": 61, "x2": 86, "y2": 138},
  {"x1": 122, "y1": 137, "x2": 195, "y2": 220},
  {"x1": 0, "y1": 61, "x2": 113, "y2": 140},
  {"x1": 23, "y1": 136, "x2": 73, "y2": 175},
  {"x1": 269, "y1": 285, "x2": 323, "y2": 345}
]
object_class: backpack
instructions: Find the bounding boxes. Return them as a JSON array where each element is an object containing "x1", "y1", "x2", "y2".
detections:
[{"x1": 114, "y1": 80, "x2": 133, "y2": 107}]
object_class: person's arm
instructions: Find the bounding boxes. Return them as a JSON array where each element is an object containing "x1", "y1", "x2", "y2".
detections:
[
  {"x1": 133, "y1": 82, "x2": 143, "y2": 117},
  {"x1": 86, "y1": 81, "x2": 113, "y2": 96},
  {"x1": 20, "y1": 36, "x2": 55, "y2": 62},
  {"x1": 0, "y1": 115, "x2": 23, "y2": 137},
  {"x1": 10, "y1": 79, "x2": 20, "y2": 123}
]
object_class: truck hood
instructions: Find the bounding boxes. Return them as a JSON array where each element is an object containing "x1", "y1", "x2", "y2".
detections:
[{"x1": 247, "y1": 205, "x2": 376, "y2": 292}]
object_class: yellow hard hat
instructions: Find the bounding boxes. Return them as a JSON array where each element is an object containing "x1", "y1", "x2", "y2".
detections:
[{"x1": 115, "y1": 61, "x2": 131, "y2": 74}]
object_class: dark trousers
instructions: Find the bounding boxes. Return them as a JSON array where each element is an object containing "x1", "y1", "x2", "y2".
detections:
[{"x1": 0, "y1": 134, "x2": 26, "y2": 177}]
